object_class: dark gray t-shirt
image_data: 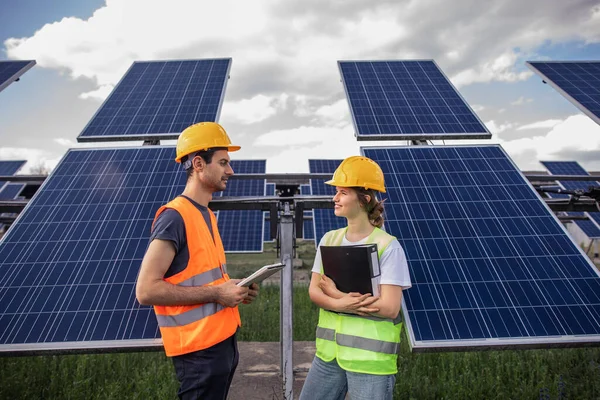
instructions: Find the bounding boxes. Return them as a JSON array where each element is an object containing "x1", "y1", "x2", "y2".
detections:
[{"x1": 150, "y1": 195, "x2": 215, "y2": 278}]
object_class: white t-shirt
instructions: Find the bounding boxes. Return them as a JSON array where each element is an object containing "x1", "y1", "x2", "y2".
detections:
[{"x1": 312, "y1": 233, "x2": 412, "y2": 290}]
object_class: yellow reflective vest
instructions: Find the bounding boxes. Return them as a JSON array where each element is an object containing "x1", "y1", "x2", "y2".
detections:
[{"x1": 315, "y1": 227, "x2": 402, "y2": 375}]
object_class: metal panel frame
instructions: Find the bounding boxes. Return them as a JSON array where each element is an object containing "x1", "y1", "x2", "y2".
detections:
[
  {"x1": 77, "y1": 58, "x2": 232, "y2": 142},
  {"x1": 526, "y1": 61, "x2": 600, "y2": 127},
  {"x1": 339, "y1": 60, "x2": 491, "y2": 141},
  {"x1": 361, "y1": 144, "x2": 600, "y2": 351},
  {"x1": 0, "y1": 60, "x2": 36, "y2": 93}
]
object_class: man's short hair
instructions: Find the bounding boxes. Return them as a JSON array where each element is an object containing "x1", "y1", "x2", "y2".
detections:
[{"x1": 183, "y1": 147, "x2": 228, "y2": 179}]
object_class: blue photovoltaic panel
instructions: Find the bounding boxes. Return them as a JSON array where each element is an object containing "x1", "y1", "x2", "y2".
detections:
[
  {"x1": 217, "y1": 160, "x2": 265, "y2": 253},
  {"x1": 300, "y1": 184, "x2": 315, "y2": 240},
  {"x1": 309, "y1": 160, "x2": 345, "y2": 245},
  {"x1": 0, "y1": 61, "x2": 35, "y2": 93},
  {"x1": 77, "y1": 59, "x2": 231, "y2": 142},
  {"x1": 0, "y1": 160, "x2": 26, "y2": 193},
  {"x1": 541, "y1": 161, "x2": 600, "y2": 239},
  {"x1": 363, "y1": 145, "x2": 600, "y2": 351},
  {"x1": 338, "y1": 60, "x2": 490, "y2": 140},
  {"x1": 0, "y1": 183, "x2": 25, "y2": 200},
  {"x1": 527, "y1": 61, "x2": 600, "y2": 127},
  {"x1": 264, "y1": 183, "x2": 276, "y2": 242},
  {"x1": 0, "y1": 147, "x2": 190, "y2": 354}
]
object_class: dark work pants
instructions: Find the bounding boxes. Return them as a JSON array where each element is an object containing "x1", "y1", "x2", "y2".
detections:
[{"x1": 171, "y1": 333, "x2": 239, "y2": 400}]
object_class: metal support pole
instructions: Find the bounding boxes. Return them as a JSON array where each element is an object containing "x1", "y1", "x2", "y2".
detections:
[
  {"x1": 279, "y1": 202, "x2": 294, "y2": 400},
  {"x1": 586, "y1": 239, "x2": 594, "y2": 257}
]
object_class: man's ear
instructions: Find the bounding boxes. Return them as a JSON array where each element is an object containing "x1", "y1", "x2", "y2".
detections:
[{"x1": 193, "y1": 156, "x2": 204, "y2": 171}]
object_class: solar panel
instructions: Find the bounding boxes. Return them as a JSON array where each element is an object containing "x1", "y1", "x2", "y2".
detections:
[
  {"x1": 77, "y1": 59, "x2": 231, "y2": 142},
  {"x1": 363, "y1": 145, "x2": 600, "y2": 350},
  {"x1": 527, "y1": 61, "x2": 600, "y2": 126},
  {"x1": 540, "y1": 161, "x2": 600, "y2": 239},
  {"x1": 217, "y1": 160, "x2": 265, "y2": 253},
  {"x1": 264, "y1": 184, "x2": 276, "y2": 242},
  {"x1": 309, "y1": 160, "x2": 345, "y2": 245},
  {"x1": 338, "y1": 60, "x2": 490, "y2": 141},
  {"x1": 300, "y1": 184, "x2": 315, "y2": 240},
  {"x1": 0, "y1": 183, "x2": 25, "y2": 200},
  {"x1": 0, "y1": 160, "x2": 26, "y2": 192},
  {"x1": 0, "y1": 147, "x2": 191, "y2": 354},
  {"x1": 0, "y1": 61, "x2": 35, "y2": 93}
]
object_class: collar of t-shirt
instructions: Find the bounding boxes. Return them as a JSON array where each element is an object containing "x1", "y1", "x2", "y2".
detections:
[
  {"x1": 179, "y1": 194, "x2": 214, "y2": 243},
  {"x1": 341, "y1": 235, "x2": 368, "y2": 246}
]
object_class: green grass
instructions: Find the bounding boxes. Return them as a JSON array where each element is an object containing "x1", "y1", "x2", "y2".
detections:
[{"x1": 2, "y1": 241, "x2": 600, "y2": 399}]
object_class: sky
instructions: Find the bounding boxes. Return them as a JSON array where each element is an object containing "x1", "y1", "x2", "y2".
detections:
[{"x1": 1, "y1": 0, "x2": 600, "y2": 175}]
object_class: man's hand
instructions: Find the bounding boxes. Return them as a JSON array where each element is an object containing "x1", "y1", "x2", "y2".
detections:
[
  {"x1": 334, "y1": 292, "x2": 379, "y2": 316},
  {"x1": 215, "y1": 280, "x2": 249, "y2": 308},
  {"x1": 242, "y1": 283, "x2": 259, "y2": 304}
]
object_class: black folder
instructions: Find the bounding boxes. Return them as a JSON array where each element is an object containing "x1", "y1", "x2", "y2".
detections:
[{"x1": 320, "y1": 244, "x2": 381, "y2": 296}]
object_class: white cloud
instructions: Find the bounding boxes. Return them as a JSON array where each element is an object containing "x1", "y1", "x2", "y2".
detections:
[
  {"x1": 501, "y1": 115, "x2": 600, "y2": 170},
  {"x1": 53, "y1": 138, "x2": 76, "y2": 147},
  {"x1": 472, "y1": 104, "x2": 485, "y2": 112},
  {"x1": 221, "y1": 94, "x2": 288, "y2": 124},
  {"x1": 3, "y1": 0, "x2": 600, "y2": 177},
  {"x1": 79, "y1": 85, "x2": 113, "y2": 101},
  {"x1": 255, "y1": 125, "x2": 359, "y2": 172},
  {"x1": 485, "y1": 120, "x2": 515, "y2": 135},
  {"x1": 517, "y1": 119, "x2": 563, "y2": 130},
  {"x1": 452, "y1": 50, "x2": 533, "y2": 87},
  {"x1": 511, "y1": 96, "x2": 533, "y2": 106},
  {"x1": 0, "y1": 147, "x2": 59, "y2": 174}
]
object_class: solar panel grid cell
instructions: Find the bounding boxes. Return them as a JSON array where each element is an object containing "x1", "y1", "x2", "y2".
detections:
[
  {"x1": 0, "y1": 160, "x2": 26, "y2": 194},
  {"x1": 527, "y1": 62, "x2": 600, "y2": 126},
  {"x1": 0, "y1": 147, "x2": 186, "y2": 352},
  {"x1": 309, "y1": 160, "x2": 345, "y2": 245},
  {"x1": 339, "y1": 61, "x2": 490, "y2": 140},
  {"x1": 300, "y1": 184, "x2": 315, "y2": 240},
  {"x1": 263, "y1": 183, "x2": 276, "y2": 242},
  {"x1": 78, "y1": 59, "x2": 231, "y2": 142},
  {"x1": 0, "y1": 183, "x2": 25, "y2": 200},
  {"x1": 0, "y1": 61, "x2": 35, "y2": 92},
  {"x1": 364, "y1": 146, "x2": 600, "y2": 350},
  {"x1": 217, "y1": 160, "x2": 266, "y2": 252}
]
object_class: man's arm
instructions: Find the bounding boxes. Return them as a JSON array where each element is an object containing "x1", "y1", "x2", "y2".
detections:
[{"x1": 135, "y1": 238, "x2": 248, "y2": 307}]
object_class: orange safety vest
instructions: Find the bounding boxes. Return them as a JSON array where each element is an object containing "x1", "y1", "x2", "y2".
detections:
[{"x1": 152, "y1": 196, "x2": 241, "y2": 357}]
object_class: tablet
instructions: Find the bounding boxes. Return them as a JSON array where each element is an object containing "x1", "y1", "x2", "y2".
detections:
[{"x1": 236, "y1": 263, "x2": 285, "y2": 287}]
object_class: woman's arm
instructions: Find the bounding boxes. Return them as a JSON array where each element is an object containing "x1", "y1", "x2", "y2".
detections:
[
  {"x1": 308, "y1": 272, "x2": 379, "y2": 315},
  {"x1": 366, "y1": 284, "x2": 403, "y2": 319},
  {"x1": 317, "y1": 274, "x2": 402, "y2": 318}
]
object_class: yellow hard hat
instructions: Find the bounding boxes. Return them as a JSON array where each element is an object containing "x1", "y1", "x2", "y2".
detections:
[
  {"x1": 175, "y1": 122, "x2": 241, "y2": 163},
  {"x1": 325, "y1": 156, "x2": 386, "y2": 193}
]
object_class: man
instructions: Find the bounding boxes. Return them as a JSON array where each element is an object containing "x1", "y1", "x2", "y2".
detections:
[{"x1": 136, "y1": 122, "x2": 259, "y2": 400}]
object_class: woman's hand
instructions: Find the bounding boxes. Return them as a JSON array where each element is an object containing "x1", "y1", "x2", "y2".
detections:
[
  {"x1": 318, "y1": 275, "x2": 344, "y2": 299},
  {"x1": 334, "y1": 292, "x2": 379, "y2": 316}
]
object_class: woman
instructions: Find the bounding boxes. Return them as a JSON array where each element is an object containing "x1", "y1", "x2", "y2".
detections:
[{"x1": 299, "y1": 156, "x2": 412, "y2": 400}]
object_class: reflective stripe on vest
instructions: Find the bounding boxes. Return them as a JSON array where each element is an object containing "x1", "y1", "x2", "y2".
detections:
[
  {"x1": 315, "y1": 226, "x2": 402, "y2": 375},
  {"x1": 152, "y1": 196, "x2": 241, "y2": 357},
  {"x1": 176, "y1": 267, "x2": 223, "y2": 287},
  {"x1": 156, "y1": 303, "x2": 225, "y2": 327},
  {"x1": 316, "y1": 327, "x2": 399, "y2": 355}
]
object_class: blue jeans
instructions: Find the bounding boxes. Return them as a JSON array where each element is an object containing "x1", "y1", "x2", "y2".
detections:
[{"x1": 299, "y1": 356, "x2": 396, "y2": 400}]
